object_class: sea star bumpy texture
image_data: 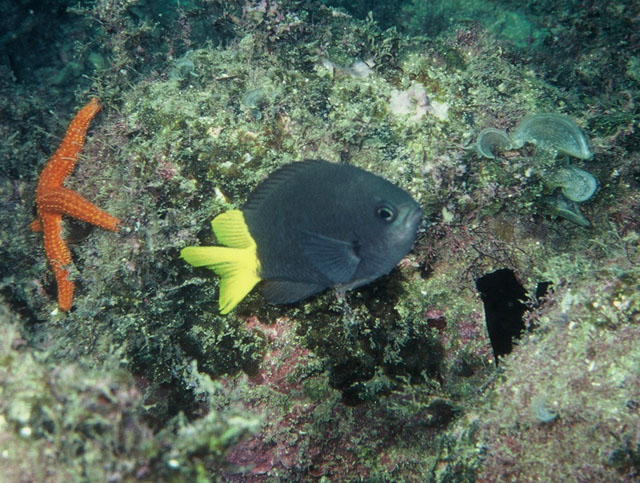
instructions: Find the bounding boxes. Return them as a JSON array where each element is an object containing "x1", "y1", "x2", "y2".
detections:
[{"x1": 30, "y1": 98, "x2": 120, "y2": 311}]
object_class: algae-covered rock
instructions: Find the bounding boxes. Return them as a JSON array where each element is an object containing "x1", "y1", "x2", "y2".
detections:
[{"x1": 1, "y1": 0, "x2": 638, "y2": 480}]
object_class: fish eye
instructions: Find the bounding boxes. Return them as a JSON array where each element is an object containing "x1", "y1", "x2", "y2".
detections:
[{"x1": 375, "y1": 203, "x2": 396, "y2": 222}]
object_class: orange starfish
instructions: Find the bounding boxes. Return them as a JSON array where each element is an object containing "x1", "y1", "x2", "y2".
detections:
[{"x1": 30, "y1": 98, "x2": 120, "y2": 311}]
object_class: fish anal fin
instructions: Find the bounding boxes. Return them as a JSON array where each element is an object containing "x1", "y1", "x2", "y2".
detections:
[{"x1": 261, "y1": 279, "x2": 326, "y2": 304}]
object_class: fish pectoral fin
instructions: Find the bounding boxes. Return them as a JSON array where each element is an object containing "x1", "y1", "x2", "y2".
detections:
[
  {"x1": 300, "y1": 230, "x2": 360, "y2": 283},
  {"x1": 180, "y1": 245, "x2": 261, "y2": 314},
  {"x1": 261, "y1": 280, "x2": 326, "y2": 304}
]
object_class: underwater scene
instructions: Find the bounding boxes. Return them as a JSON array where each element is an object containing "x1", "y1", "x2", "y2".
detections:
[{"x1": 0, "y1": 0, "x2": 639, "y2": 480}]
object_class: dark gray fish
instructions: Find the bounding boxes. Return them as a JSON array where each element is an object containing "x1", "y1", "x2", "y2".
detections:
[{"x1": 181, "y1": 159, "x2": 422, "y2": 313}]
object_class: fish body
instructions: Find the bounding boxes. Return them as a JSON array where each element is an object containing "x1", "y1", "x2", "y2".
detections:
[{"x1": 181, "y1": 160, "x2": 422, "y2": 313}]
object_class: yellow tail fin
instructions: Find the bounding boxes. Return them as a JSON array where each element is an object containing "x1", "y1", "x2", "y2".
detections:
[{"x1": 181, "y1": 210, "x2": 260, "y2": 314}]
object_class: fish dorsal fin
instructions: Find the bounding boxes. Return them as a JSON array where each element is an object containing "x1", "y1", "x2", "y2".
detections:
[
  {"x1": 181, "y1": 210, "x2": 261, "y2": 314},
  {"x1": 244, "y1": 160, "x2": 327, "y2": 211},
  {"x1": 211, "y1": 209, "x2": 254, "y2": 248},
  {"x1": 300, "y1": 230, "x2": 361, "y2": 284},
  {"x1": 261, "y1": 280, "x2": 326, "y2": 304}
]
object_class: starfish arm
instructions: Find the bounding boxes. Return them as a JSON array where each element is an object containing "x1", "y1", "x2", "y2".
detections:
[
  {"x1": 37, "y1": 98, "x2": 101, "y2": 192},
  {"x1": 30, "y1": 219, "x2": 43, "y2": 232},
  {"x1": 31, "y1": 98, "x2": 117, "y2": 311},
  {"x1": 38, "y1": 187, "x2": 120, "y2": 231},
  {"x1": 41, "y1": 212, "x2": 74, "y2": 311}
]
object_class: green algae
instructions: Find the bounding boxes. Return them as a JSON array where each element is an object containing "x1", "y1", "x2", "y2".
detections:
[
  {"x1": 474, "y1": 128, "x2": 514, "y2": 159},
  {"x1": 477, "y1": 294, "x2": 640, "y2": 480},
  {"x1": 529, "y1": 394, "x2": 557, "y2": 423},
  {"x1": 435, "y1": 228, "x2": 640, "y2": 480},
  {"x1": 475, "y1": 113, "x2": 592, "y2": 161},
  {"x1": 168, "y1": 52, "x2": 196, "y2": 82},
  {"x1": 512, "y1": 113, "x2": 593, "y2": 160},
  {"x1": 472, "y1": 113, "x2": 598, "y2": 226},
  {"x1": 0, "y1": 306, "x2": 259, "y2": 481},
  {"x1": 544, "y1": 191, "x2": 591, "y2": 227},
  {"x1": 241, "y1": 88, "x2": 267, "y2": 120},
  {"x1": 546, "y1": 165, "x2": 598, "y2": 203}
]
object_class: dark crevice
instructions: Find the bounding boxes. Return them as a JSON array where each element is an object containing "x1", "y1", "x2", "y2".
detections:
[{"x1": 476, "y1": 268, "x2": 551, "y2": 364}]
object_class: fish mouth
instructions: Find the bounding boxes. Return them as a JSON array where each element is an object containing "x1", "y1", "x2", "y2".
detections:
[{"x1": 401, "y1": 203, "x2": 423, "y2": 232}]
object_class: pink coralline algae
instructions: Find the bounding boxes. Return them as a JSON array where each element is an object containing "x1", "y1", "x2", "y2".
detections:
[
  {"x1": 221, "y1": 316, "x2": 425, "y2": 481},
  {"x1": 244, "y1": 316, "x2": 310, "y2": 393},
  {"x1": 222, "y1": 317, "x2": 318, "y2": 479}
]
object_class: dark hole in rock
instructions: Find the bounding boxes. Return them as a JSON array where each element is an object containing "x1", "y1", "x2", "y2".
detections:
[
  {"x1": 66, "y1": 218, "x2": 95, "y2": 244},
  {"x1": 475, "y1": 268, "x2": 551, "y2": 364},
  {"x1": 535, "y1": 281, "x2": 552, "y2": 300}
]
